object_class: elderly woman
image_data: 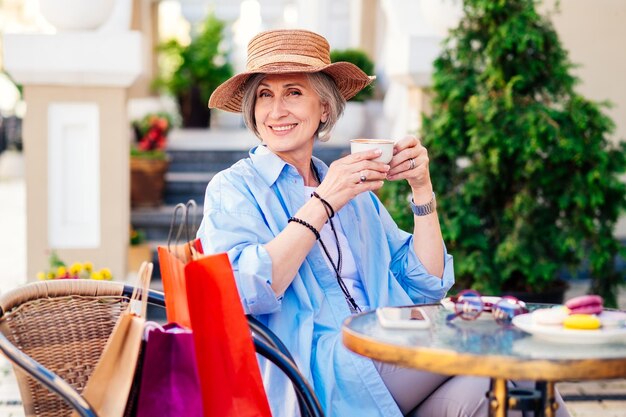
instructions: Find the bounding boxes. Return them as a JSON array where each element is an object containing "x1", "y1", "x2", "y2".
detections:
[{"x1": 199, "y1": 29, "x2": 570, "y2": 417}]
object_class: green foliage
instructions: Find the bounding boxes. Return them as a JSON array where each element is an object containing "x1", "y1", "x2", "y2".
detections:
[
  {"x1": 130, "y1": 228, "x2": 146, "y2": 246},
  {"x1": 0, "y1": 70, "x2": 22, "y2": 96},
  {"x1": 153, "y1": 14, "x2": 233, "y2": 105},
  {"x1": 330, "y1": 48, "x2": 375, "y2": 102},
  {"x1": 131, "y1": 112, "x2": 176, "y2": 160},
  {"x1": 380, "y1": 0, "x2": 626, "y2": 306},
  {"x1": 48, "y1": 250, "x2": 66, "y2": 268}
]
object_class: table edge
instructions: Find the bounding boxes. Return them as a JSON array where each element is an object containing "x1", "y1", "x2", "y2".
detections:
[{"x1": 341, "y1": 320, "x2": 626, "y2": 381}]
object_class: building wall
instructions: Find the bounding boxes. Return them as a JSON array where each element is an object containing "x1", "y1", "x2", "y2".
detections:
[
  {"x1": 546, "y1": 0, "x2": 626, "y2": 144},
  {"x1": 543, "y1": 0, "x2": 626, "y2": 236},
  {"x1": 23, "y1": 85, "x2": 129, "y2": 281}
]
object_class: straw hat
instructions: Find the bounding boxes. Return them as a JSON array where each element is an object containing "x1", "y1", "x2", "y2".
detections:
[{"x1": 208, "y1": 29, "x2": 374, "y2": 113}]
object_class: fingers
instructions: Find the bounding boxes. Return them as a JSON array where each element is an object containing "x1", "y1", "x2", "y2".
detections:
[
  {"x1": 388, "y1": 152, "x2": 427, "y2": 177},
  {"x1": 346, "y1": 148, "x2": 384, "y2": 163},
  {"x1": 386, "y1": 136, "x2": 433, "y2": 188},
  {"x1": 355, "y1": 175, "x2": 385, "y2": 191},
  {"x1": 335, "y1": 152, "x2": 391, "y2": 175},
  {"x1": 388, "y1": 138, "x2": 426, "y2": 176},
  {"x1": 356, "y1": 168, "x2": 387, "y2": 184},
  {"x1": 392, "y1": 135, "x2": 420, "y2": 156}
]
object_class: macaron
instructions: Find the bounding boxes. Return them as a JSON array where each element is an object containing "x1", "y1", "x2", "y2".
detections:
[
  {"x1": 531, "y1": 306, "x2": 569, "y2": 326},
  {"x1": 563, "y1": 314, "x2": 601, "y2": 330},
  {"x1": 565, "y1": 295, "x2": 604, "y2": 315}
]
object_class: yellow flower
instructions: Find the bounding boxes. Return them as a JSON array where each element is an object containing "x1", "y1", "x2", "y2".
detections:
[
  {"x1": 47, "y1": 272, "x2": 56, "y2": 280},
  {"x1": 69, "y1": 262, "x2": 83, "y2": 276},
  {"x1": 91, "y1": 271, "x2": 103, "y2": 280},
  {"x1": 56, "y1": 266, "x2": 67, "y2": 278},
  {"x1": 100, "y1": 268, "x2": 113, "y2": 280},
  {"x1": 84, "y1": 262, "x2": 93, "y2": 273},
  {"x1": 37, "y1": 272, "x2": 46, "y2": 280}
]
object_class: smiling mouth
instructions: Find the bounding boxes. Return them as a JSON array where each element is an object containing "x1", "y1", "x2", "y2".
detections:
[{"x1": 271, "y1": 124, "x2": 297, "y2": 132}]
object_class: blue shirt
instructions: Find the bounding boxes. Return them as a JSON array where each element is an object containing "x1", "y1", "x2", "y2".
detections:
[{"x1": 198, "y1": 145, "x2": 455, "y2": 417}]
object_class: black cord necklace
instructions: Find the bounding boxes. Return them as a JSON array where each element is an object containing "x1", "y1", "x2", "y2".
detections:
[{"x1": 310, "y1": 161, "x2": 361, "y2": 314}]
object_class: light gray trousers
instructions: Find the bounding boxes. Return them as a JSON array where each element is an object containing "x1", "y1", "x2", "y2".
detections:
[{"x1": 374, "y1": 361, "x2": 571, "y2": 417}]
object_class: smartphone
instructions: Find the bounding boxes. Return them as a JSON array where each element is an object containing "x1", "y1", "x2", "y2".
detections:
[{"x1": 376, "y1": 307, "x2": 431, "y2": 329}]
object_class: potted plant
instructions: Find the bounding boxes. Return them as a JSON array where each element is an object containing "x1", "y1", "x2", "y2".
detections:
[
  {"x1": 379, "y1": 0, "x2": 626, "y2": 306},
  {"x1": 37, "y1": 250, "x2": 113, "y2": 280},
  {"x1": 153, "y1": 13, "x2": 233, "y2": 128},
  {"x1": 330, "y1": 48, "x2": 375, "y2": 141},
  {"x1": 130, "y1": 112, "x2": 174, "y2": 207},
  {"x1": 128, "y1": 227, "x2": 152, "y2": 274}
]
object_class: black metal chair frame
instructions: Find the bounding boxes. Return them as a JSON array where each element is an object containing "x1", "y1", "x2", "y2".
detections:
[{"x1": 0, "y1": 285, "x2": 324, "y2": 417}]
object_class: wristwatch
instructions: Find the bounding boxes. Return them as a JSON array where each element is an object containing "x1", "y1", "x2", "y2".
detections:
[{"x1": 410, "y1": 192, "x2": 436, "y2": 216}]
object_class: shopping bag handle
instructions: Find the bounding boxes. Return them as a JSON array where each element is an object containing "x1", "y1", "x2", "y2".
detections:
[
  {"x1": 130, "y1": 261, "x2": 152, "y2": 318},
  {"x1": 167, "y1": 203, "x2": 187, "y2": 253},
  {"x1": 184, "y1": 199, "x2": 201, "y2": 260},
  {"x1": 166, "y1": 200, "x2": 200, "y2": 262}
]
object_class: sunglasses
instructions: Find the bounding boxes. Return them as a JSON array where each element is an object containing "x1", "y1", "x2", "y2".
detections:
[{"x1": 446, "y1": 290, "x2": 528, "y2": 325}]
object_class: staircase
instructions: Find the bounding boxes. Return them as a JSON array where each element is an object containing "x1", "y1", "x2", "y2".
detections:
[{"x1": 130, "y1": 128, "x2": 350, "y2": 283}]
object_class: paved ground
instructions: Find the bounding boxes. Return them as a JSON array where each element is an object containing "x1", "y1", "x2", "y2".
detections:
[{"x1": 1, "y1": 175, "x2": 626, "y2": 416}]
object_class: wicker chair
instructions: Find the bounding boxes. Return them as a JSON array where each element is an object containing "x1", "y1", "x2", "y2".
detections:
[{"x1": 0, "y1": 280, "x2": 323, "y2": 417}]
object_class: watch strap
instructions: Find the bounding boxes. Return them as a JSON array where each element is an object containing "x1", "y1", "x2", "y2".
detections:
[{"x1": 410, "y1": 192, "x2": 436, "y2": 216}]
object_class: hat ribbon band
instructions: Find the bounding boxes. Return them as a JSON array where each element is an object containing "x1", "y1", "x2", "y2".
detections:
[{"x1": 248, "y1": 53, "x2": 330, "y2": 71}]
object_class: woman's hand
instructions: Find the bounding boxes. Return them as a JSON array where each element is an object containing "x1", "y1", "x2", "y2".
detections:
[
  {"x1": 315, "y1": 149, "x2": 390, "y2": 212},
  {"x1": 387, "y1": 135, "x2": 433, "y2": 202},
  {"x1": 387, "y1": 136, "x2": 443, "y2": 276}
]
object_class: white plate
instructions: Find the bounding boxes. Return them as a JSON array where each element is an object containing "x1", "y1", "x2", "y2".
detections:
[
  {"x1": 440, "y1": 296, "x2": 502, "y2": 320},
  {"x1": 512, "y1": 313, "x2": 626, "y2": 344}
]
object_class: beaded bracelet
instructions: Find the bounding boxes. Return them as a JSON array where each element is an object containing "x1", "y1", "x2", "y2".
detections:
[
  {"x1": 311, "y1": 191, "x2": 335, "y2": 219},
  {"x1": 288, "y1": 217, "x2": 320, "y2": 240}
]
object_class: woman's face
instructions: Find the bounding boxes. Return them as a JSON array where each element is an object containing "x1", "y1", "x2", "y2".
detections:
[{"x1": 254, "y1": 73, "x2": 328, "y2": 160}]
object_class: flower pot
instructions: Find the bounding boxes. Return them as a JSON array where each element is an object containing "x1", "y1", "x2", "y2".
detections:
[
  {"x1": 39, "y1": 0, "x2": 116, "y2": 31},
  {"x1": 128, "y1": 243, "x2": 153, "y2": 275},
  {"x1": 178, "y1": 87, "x2": 211, "y2": 128},
  {"x1": 130, "y1": 157, "x2": 169, "y2": 207}
]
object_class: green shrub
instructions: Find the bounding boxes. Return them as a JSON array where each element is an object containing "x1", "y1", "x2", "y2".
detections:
[
  {"x1": 379, "y1": 0, "x2": 626, "y2": 306},
  {"x1": 330, "y1": 48, "x2": 375, "y2": 102},
  {"x1": 153, "y1": 13, "x2": 233, "y2": 107}
]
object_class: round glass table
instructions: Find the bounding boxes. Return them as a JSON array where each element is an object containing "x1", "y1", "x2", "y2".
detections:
[{"x1": 342, "y1": 303, "x2": 626, "y2": 417}]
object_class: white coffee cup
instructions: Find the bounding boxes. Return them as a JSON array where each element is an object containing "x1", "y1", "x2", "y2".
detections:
[{"x1": 350, "y1": 139, "x2": 394, "y2": 164}]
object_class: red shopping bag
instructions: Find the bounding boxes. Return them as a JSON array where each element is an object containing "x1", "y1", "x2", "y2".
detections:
[
  {"x1": 185, "y1": 253, "x2": 272, "y2": 417},
  {"x1": 158, "y1": 239, "x2": 203, "y2": 328}
]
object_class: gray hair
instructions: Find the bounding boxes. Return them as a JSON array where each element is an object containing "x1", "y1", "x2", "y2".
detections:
[{"x1": 241, "y1": 72, "x2": 345, "y2": 142}]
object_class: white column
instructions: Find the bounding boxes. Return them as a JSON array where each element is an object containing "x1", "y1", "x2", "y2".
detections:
[
  {"x1": 294, "y1": 0, "x2": 352, "y2": 49},
  {"x1": 3, "y1": 0, "x2": 143, "y2": 281},
  {"x1": 379, "y1": 0, "x2": 461, "y2": 137}
]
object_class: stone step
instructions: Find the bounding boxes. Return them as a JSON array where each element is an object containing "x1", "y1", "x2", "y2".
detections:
[
  {"x1": 134, "y1": 143, "x2": 351, "y2": 247},
  {"x1": 160, "y1": 145, "x2": 349, "y2": 204},
  {"x1": 166, "y1": 149, "x2": 250, "y2": 173},
  {"x1": 165, "y1": 145, "x2": 349, "y2": 173},
  {"x1": 164, "y1": 171, "x2": 214, "y2": 205},
  {"x1": 131, "y1": 204, "x2": 203, "y2": 242}
]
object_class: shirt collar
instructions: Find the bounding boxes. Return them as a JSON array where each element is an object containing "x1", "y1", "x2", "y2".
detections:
[{"x1": 249, "y1": 144, "x2": 329, "y2": 186}]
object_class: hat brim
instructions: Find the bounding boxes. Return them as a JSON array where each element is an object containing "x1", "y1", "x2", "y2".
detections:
[{"x1": 208, "y1": 62, "x2": 374, "y2": 113}]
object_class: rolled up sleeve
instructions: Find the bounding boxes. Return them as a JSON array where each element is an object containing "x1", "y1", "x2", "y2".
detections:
[
  {"x1": 197, "y1": 173, "x2": 282, "y2": 315},
  {"x1": 400, "y1": 243, "x2": 454, "y2": 303},
  {"x1": 232, "y1": 242, "x2": 282, "y2": 314}
]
